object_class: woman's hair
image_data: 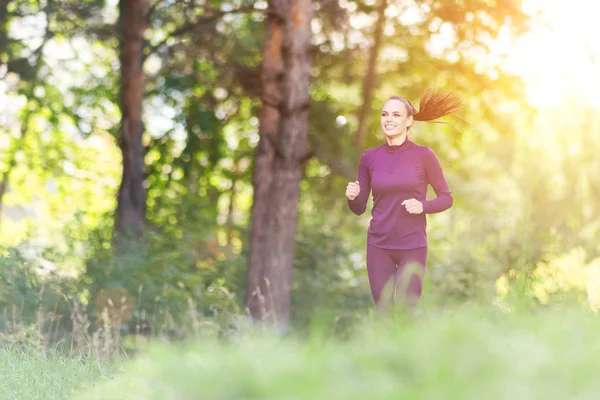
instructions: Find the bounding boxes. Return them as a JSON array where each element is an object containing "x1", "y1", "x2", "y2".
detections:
[{"x1": 387, "y1": 89, "x2": 462, "y2": 128}]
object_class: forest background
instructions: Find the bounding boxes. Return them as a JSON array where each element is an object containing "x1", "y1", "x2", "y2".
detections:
[{"x1": 2, "y1": 0, "x2": 600, "y2": 359}]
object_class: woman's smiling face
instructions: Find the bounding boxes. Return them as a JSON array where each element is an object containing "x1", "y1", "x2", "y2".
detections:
[{"x1": 380, "y1": 98, "x2": 413, "y2": 139}]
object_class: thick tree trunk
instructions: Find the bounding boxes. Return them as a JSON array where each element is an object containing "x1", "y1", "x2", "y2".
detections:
[
  {"x1": 115, "y1": 0, "x2": 148, "y2": 242},
  {"x1": 260, "y1": 0, "x2": 313, "y2": 326},
  {"x1": 245, "y1": 0, "x2": 285, "y2": 319},
  {"x1": 245, "y1": 0, "x2": 313, "y2": 327},
  {"x1": 354, "y1": 0, "x2": 386, "y2": 149}
]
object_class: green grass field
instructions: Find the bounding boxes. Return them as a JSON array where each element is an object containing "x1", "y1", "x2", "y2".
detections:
[
  {"x1": 5, "y1": 302, "x2": 600, "y2": 399},
  {"x1": 0, "y1": 348, "x2": 112, "y2": 400}
]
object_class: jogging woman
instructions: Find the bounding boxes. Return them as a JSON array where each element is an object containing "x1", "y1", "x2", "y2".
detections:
[{"x1": 346, "y1": 90, "x2": 460, "y2": 309}]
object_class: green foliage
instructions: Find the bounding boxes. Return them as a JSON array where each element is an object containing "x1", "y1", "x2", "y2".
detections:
[
  {"x1": 0, "y1": 249, "x2": 43, "y2": 329},
  {"x1": 2, "y1": 0, "x2": 599, "y2": 356},
  {"x1": 75, "y1": 302, "x2": 600, "y2": 400},
  {"x1": 0, "y1": 248, "x2": 81, "y2": 354},
  {"x1": 3, "y1": 3, "x2": 600, "y2": 400},
  {"x1": 82, "y1": 219, "x2": 245, "y2": 339},
  {"x1": 291, "y1": 217, "x2": 373, "y2": 332}
]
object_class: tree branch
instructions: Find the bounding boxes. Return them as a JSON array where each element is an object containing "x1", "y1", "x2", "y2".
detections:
[
  {"x1": 146, "y1": 0, "x2": 162, "y2": 22},
  {"x1": 145, "y1": 5, "x2": 257, "y2": 59}
]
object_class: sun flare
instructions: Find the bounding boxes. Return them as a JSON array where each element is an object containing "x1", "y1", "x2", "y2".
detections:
[{"x1": 505, "y1": 0, "x2": 600, "y2": 109}]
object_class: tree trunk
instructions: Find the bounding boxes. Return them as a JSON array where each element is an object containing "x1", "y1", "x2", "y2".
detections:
[
  {"x1": 0, "y1": 1, "x2": 9, "y2": 59},
  {"x1": 354, "y1": 0, "x2": 386, "y2": 149},
  {"x1": 245, "y1": 0, "x2": 313, "y2": 327},
  {"x1": 115, "y1": 0, "x2": 148, "y2": 242},
  {"x1": 245, "y1": 0, "x2": 286, "y2": 319},
  {"x1": 226, "y1": 159, "x2": 241, "y2": 246}
]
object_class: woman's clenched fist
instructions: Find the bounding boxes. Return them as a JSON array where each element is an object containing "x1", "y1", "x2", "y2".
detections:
[{"x1": 346, "y1": 180, "x2": 360, "y2": 201}]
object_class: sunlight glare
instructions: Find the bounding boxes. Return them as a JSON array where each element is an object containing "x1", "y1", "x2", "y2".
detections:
[{"x1": 504, "y1": 0, "x2": 600, "y2": 109}]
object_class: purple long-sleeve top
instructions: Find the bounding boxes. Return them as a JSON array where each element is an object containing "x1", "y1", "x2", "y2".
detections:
[{"x1": 348, "y1": 139, "x2": 453, "y2": 250}]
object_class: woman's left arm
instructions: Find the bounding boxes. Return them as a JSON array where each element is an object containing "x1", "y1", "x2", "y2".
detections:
[{"x1": 422, "y1": 147, "x2": 453, "y2": 214}]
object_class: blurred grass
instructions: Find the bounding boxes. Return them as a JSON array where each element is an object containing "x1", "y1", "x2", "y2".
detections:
[
  {"x1": 74, "y1": 301, "x2": 600, "y2": 400},
  {"x1": 0, "y1": 347, "x2": 113, "y2": 400}
]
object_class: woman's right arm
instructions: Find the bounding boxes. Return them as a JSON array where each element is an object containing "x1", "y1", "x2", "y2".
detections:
[{"x1": 347, "y1": 152, "x2": 371, "y2": 216}]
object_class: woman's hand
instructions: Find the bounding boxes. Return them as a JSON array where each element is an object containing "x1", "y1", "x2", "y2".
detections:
[
  {"x1": 346, "y1": 180, "x2": 360, "y2": 201},
  {"x1": 402, "y1": 198, "x2": 423, "y2": 214}
]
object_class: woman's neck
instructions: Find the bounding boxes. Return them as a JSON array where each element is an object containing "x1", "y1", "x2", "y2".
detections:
[{"x1": 385, "y1": 133, "x2": 407, "y2": 147}]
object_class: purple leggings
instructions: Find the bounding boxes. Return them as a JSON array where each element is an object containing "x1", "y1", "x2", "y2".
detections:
[{"x1": 366, "y1": 244, "x2": 427, "y2": 305}]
